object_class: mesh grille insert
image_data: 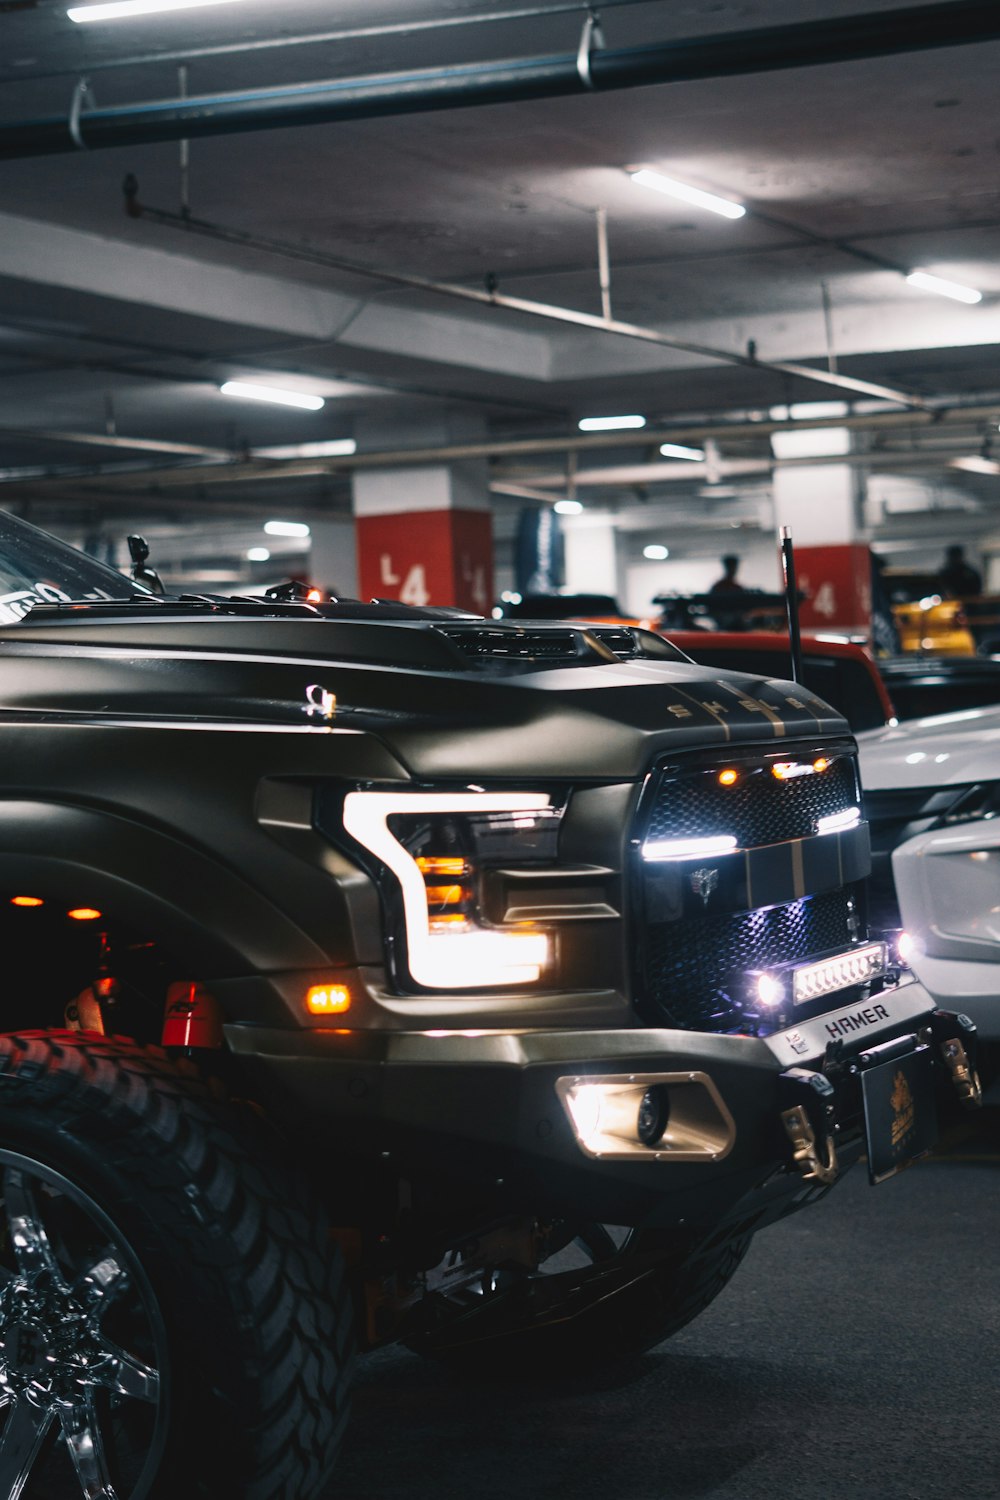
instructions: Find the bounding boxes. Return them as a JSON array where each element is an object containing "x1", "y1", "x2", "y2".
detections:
[
  {"x1": 645, "y1": 755, "x2": 857, "y2": 849},
  {"x1": 644, "y1": 887, "x2": 860, "y2": 1032}
]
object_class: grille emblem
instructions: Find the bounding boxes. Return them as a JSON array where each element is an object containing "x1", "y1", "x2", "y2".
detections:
[{"x1": 690, "y1": 867, "x2": 720, "y2": 907}]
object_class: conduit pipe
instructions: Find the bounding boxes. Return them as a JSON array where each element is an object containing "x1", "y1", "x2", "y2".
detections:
[
  {"x1": 2, "y1": 1, "x2": 999, "y2": 161},
  {"x1": 123, "y1": 189, "x2": 927, "y2": 409}
]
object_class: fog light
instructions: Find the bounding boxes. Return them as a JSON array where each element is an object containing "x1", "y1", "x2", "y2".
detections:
[
  {"x1": 756, "y1": 973, "x2": 786, "y2": 1008},
  {"x1": 637, "y1": 1086, "x2": 670, "y2": 1146},
  {"x1": 898, "y1": 931, "x2": 917, "y2": 964},
  {"x1": 565, "y1": 1084, "x2": 604, "y2": 1142}
]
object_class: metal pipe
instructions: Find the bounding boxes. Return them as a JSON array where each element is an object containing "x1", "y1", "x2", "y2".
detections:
[
  {"x1": 596, "y1": 207, "x2": 612, "y2": 321},
  {"x1": 123, "y1": 190, "x2": 927, "y2": 409},
  {"x1": 15, "y1": 2, "x2": 647, "y2": 83},
  {"x1": 3, "y1": 2, "x2": 1000, "y2": 162},
  {"x1": 6, "y1": 401, "x2": 1000, "y2": 482}
]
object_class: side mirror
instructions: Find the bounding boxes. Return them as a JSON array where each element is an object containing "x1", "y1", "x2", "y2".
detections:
[{"x1": 127, "y1": 534, "x2": 165, "y2": 596}]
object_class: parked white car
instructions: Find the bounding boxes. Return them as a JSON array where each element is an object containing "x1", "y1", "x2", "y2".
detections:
[{"x1": 858, "y1": 706, "x2": 1000, "y2": 1069}]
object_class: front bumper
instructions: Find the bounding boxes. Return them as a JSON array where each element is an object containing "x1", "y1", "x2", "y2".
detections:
[{"x1": 225, "y1": 975, "x2": 973, "y2": 1231}]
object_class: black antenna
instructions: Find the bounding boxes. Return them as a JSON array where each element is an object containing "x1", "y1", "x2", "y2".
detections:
[{"x1": 780, "y1": 526, "x2": 804, "y2": 684}]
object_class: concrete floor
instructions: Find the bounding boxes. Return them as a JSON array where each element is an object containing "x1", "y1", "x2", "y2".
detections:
[{"x1": 333, "y1": 1114, "x2": 1000, "y2": 1500}]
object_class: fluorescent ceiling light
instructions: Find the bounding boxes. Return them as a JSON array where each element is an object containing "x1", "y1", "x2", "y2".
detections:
[
  {"x1": 264, "y1": 520, "x2": 311, "y2": 538},
  {"x1": 905, "y1": 270, "x2": 982, "y2": 305},
  {"x1": 252, "y1": 439, "x2": 357, "y2": 459},
  {"x1": 220, "y1": 381, "x2": 325, "y2": 411},
  {"x1": 578, "y1": 415, "x2": 646, "y2": 432},
  {"x1": 630, "y1": 168, "x2": 746, "y2": 220},
  {"x1": 246, "y1": 547, "x2": 271, "y2": 563},
  {"x1": 69, "y1": 0, "x2": 244, "y2": 19},
  {"x1": 659, "y1": 443, "x2": 705, "y2": 461},
  {"x1": 643, "y1": 544, "x2": 670, "y2": 560},
  {"x1": 554, "y1": 500, "x2": 583, "y2": 515}
]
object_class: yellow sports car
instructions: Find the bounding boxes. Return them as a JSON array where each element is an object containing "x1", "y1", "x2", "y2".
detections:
[{"x1": 882, "y1": 571, "x2": 976, "y2": 655}]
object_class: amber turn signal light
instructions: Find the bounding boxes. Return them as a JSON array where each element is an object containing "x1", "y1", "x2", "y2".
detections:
[
  {"x1": 11, "y1": 896, "x2": 43, "y2": 908},
  {"x1": 306, "y1": 984, "x2": 351, "y2": 1016},
  {"x1": 67, "y1": 907, "x2": 102, "y2": 921},
  {"x1": 717, "y1": 769, "x2": 739, "y2": 787}
]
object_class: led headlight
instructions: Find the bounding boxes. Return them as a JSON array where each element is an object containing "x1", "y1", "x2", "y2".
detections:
[{"x1": 342, "y1": 790, "x2": 563, "y2": 989}]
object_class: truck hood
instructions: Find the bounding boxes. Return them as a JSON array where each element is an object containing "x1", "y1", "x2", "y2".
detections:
[
  {"x1": 857, "y1": 702, "x2": 1000, "y2": 791},
  {"x1": 1, "y1": 611, "x2": 850, "y2": 780}
]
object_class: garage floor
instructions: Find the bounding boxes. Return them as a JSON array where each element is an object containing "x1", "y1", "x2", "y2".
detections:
[{"x1": 334, "y1": 1114, "x2": 1000, "y2": 1500}]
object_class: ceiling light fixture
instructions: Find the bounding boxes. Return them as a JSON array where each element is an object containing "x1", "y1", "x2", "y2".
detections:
[
  {"x1": 578, "y1": 415, "x2": 646, "y2": 432},
  {"x1": 252, "y1": 439, "x2": 357, "y2": 459},
  {"x1": 246, "y1": 547, "x2": 271, "y2": 562},
  {"x1": 643, "y1": 544, "x2": 669, "y2": 560},
  {"x1": 905, "y1": 270, "x2": 982, "y2": 305},
  {"x1": 630, "y1": 168, "x2": 746, "y2": 220},
  {"x1": 69, "y1": 0, "x2": 245, "y2": 19},
  {"x1": 659, "y1": 442, "x2": 705, "y2": 461},
  {"x1": 219, "y1": 381, "x2": 325, "y2": 411},
  {"x1": 554, "y1": 500, "x2": 583, "y2": 515},
  {"x1": 263, "y1": 520, "x2": 311, "y2": 538}
]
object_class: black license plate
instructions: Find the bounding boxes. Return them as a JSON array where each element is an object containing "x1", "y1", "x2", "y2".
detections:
[{"x1": 861, "y1": 1043, "x2": 938, "y2": 1184}]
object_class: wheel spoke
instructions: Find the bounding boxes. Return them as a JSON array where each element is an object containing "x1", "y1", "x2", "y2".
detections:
[
  {"x1": 3, "y1": 1169, "x2": 65, "y2": 1285},
  {"x1": 0, "y1": 1396, "x2": 54, "y2": 1500},
  {"x1": 73, "y1": 1256, "x2": 129, "y2": 1315},
  {"x1": 91, "y1": 1342, "x2": 159, "y2": 1405},
  {"x1": 60, "y1": 1398, "x2": 119, "y2": 1500}
]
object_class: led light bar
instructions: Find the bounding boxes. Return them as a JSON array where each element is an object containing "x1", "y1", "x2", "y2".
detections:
[
  {"x1": 342, "y1": 791, "x2": 551, "y2": 988},
  {"x1": 816, "y1": 807, "x2": 861, "y2": 836},
  {"x1": 792, "y1": 942, "x2": 888, "y2": 1005},
  {"x1": 642, "y1": 834, "x2": 737, "y2": 862}
]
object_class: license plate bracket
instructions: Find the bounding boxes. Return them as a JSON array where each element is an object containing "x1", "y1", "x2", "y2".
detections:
[{"x1": 861, "y1": 1039, "x2": 937, "y2": 1184}]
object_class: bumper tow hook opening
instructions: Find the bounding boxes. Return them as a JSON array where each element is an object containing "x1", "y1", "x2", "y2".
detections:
[
  {"x1": 778, "y1": 1068, "x2": 840, "y2": 1184},
  {"x1": 941, "y1": 1036, "x2": 982, "y2": 1110},
  {"x1": 781, "y1": 1104, "x2": 840, "y2": 1184},
  {"x1": 929, "y1": 1011, "x2": 983, "y2": 1111}
]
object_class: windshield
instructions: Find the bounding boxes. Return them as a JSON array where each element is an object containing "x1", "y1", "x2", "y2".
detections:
[{"x1": 0, "y1": 511, "x2": 139, "y2": 625}]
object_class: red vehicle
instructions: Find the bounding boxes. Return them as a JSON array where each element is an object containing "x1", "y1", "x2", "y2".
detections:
[{"x1": 658, "y1": 631, "x2": 896, "y2": 733}]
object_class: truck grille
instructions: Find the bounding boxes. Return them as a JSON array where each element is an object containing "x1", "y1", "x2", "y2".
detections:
[
  {"x1": 646, "y1": 754, "x2": 857, "y2": 848},
  {"x1": 636, "y1": 741, "x2": 866, "y2": 1034},
  {"x1": 644, "y1": 886, "x2": 860, "y2": 1031}
]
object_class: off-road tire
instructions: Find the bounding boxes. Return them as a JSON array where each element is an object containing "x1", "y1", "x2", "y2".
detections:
[
  {"x1": 0, "y1": 1031, "x2": 354, "y2": 1500},
  {"x1": 413, "y1": 1228, "x2": 752, "y2": 1372}
]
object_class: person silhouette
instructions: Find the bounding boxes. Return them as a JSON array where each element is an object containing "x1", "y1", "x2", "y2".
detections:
[{"x1": 937, "y1": 544, "x2": 981, "y2": 597}]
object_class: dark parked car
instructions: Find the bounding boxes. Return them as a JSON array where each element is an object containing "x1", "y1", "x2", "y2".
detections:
[
  {"x1": 658, "y1": 630, "x2": 895, "y2": 732},
  {"x1": 0, "y1": 512, "x2": 976, "y2": 1500},
  {"x1": 876, "y1": 653, "x2": 1000, "y2": 721}
]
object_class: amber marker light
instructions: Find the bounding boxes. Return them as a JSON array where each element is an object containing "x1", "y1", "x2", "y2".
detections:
[
  {"x1": 11, "y1": 896, "x2": 44, "y2": 908},
  {"x1": 813, "y1": 757, "x2": 830, "y2": 773},
  {"x1": 718, "y1": 769, "x2": 739, "y2": 787},
  {"x1": 67, "y1": 908, "x2": 102, "y2": 921},
  {"x1": 415, "y1": 856, "x2": 468, "y2": 877},
  {"x1": 306, "y1": 984, "x2": 351, "y2": 1016},
  {"x1": 306, "y1": 588, "x2": 323, "y2": 603}
]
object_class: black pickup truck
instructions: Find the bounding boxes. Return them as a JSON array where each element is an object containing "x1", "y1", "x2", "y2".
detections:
[{"x1": 0, "y1": 511, "x2": 978, "y2": 1500}]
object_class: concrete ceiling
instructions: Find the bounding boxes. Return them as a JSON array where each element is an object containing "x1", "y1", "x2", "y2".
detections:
[{"x1": 1, "y1": 0, "x2": 1000, "y2": 581}]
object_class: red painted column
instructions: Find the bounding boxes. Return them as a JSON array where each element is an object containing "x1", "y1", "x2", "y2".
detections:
[{"x1": 353, "y1": 464, "x2": 493, "y2": 613}]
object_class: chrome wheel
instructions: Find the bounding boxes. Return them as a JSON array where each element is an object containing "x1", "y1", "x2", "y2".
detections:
[{"x1": 0, "y1": 1152, "x2": 166, "y2": 1500}]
